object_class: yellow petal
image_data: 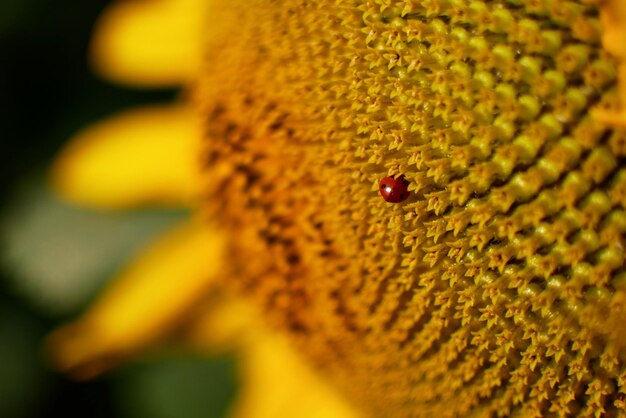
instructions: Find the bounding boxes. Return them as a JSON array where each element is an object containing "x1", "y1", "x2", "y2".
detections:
[
  {"x1": 51, "y1": 104, "x2": 203, "y2": 209},
  {"x1": 47, "y1": 220, "x2": 225, "y2": 380},
  {"x1": 185, "y1": 297, "x2": 363, "y2": 418},
  {"x1": 233, "y1": 332, "x2": 363, "y2": 418},
  {"x1": 90, "y1": 0, "x2": 207, "y2": 87},
  {"x1": 593, "y1": 0, "x2": 626, "y2": 127},
  {"x1": 599, "y1": 0, "x2": 626, "y2": 59}
]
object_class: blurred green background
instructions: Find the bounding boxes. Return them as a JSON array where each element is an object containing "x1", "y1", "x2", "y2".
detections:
[{"x1": 0, "y1": 1, "x2": 237, "y2": 417}]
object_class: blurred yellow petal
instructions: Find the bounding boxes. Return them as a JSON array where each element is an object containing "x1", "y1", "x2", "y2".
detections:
[
  {"x1": 51, "y1": 104, "x2": 203, "y2": 210},
  {"x1": 91, "y1": 0, "x2": 207, "y2": 87},
  {"x1": 233, "y1": 331, "x2": 362, "y2": 418},
  {"x1": 185, "y1": 296, "x2": 363, "y2": 418},
  {"x1": 184, "y1": 293, "x2": 255, "y2": 353},
  {"x1": 593, "y1": 0, "x2": 626, "y2": 127},
  {"x1": 47, "y1": 220, "x2": 225, "y2": 380}
]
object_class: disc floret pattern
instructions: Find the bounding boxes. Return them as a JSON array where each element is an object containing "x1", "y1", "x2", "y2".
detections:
[{"x1": 198, "y1": 1, "x2": 626, "y2": 416}]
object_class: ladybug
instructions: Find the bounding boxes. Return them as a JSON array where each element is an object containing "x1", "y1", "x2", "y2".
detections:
[{"x1": 379, "y1": 175, "x2": 410, "y2": 203}]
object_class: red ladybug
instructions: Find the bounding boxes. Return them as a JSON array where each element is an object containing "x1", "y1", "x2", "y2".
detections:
[{"x1": 379, "y1": 175, "x2": 410, "y2": 203}]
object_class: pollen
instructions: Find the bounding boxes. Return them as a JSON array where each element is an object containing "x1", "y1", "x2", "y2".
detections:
[{"x1": 197, "y1": 0, "x2": 626, "y2": 416}]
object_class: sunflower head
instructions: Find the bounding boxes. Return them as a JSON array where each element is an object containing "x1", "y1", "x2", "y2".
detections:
[
  {"x1": 47, "y1": 0, "x2": 626, "y2": 416},
  {"x1": 196, "y1": 0, "x2": 626, "y2": 416}
]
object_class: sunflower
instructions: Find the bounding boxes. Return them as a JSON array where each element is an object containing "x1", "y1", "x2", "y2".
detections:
[{"x1": 50, "y1": 0, "x2": 626, "y2": 417}]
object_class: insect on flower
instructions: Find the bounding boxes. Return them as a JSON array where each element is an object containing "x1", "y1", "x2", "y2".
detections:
[{"x1": 379, "y1": 175, "x2": 410, "y2": 203}]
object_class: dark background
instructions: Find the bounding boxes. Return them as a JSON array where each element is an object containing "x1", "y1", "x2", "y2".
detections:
[{"x1": 0, "y1": 1, "x2": 236, "y2": 417}]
